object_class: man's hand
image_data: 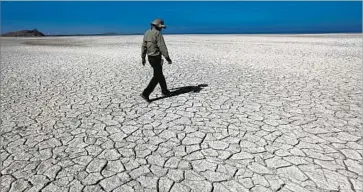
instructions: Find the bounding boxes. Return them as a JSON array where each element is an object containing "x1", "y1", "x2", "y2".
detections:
[{"x1": 142, "y1": 58, "x2": 146, "y2": 66}]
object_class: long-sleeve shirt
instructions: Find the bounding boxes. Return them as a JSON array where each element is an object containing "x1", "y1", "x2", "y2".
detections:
[{"x1": 141, "y1": 28, "x2": 170, "y2": 60}]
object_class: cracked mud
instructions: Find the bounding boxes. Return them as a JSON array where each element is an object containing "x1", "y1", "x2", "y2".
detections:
[{"x1": 1, "y1": 35, "x2": 362, "y2": 192}]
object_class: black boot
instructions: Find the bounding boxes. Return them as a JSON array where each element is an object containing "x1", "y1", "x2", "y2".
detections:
[{"x1": 140, "y1": 93, "x2": 151, "y2": 103}]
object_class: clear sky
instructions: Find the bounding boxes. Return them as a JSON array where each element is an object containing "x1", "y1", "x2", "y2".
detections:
[{"x1": 1, "y1": 1, "x2": 362, "y2": 35}]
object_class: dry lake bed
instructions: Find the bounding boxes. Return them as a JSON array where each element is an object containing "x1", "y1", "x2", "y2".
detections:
[{"x1": 1, "y1": 34, "x2": 362, "y2": 192}]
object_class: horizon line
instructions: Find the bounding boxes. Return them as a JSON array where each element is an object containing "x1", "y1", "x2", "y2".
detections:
[
  {"x1": 2, "y1": 29, "x2": 362, "y2": 36},
  {"x1": 2, "y1": 32, "x2": 362, "y2": 38}
]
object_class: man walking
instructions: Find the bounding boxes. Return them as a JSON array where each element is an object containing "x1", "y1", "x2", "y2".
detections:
[{"x1": 140, "y1": 18, "x2": 173, "y2": 103}]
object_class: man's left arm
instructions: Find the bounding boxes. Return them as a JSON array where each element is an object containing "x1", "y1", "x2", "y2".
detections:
[{"x1": 157, "y1": 33, "x2": 171, "y2": 63}]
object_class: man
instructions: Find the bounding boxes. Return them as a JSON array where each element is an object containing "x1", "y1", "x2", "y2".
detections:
[{"x1": 140, "y1": 18, "x2": 173, "y2": 103}]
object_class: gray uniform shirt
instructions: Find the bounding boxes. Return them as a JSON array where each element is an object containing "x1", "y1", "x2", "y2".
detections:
[{"x1": 141, "y1": 28, "x2": 170, "y2": 60}]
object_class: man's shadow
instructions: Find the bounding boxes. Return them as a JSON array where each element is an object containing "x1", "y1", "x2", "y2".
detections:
[{"x1": 150, "y1": 84, "x2": 208, "y2": 102}]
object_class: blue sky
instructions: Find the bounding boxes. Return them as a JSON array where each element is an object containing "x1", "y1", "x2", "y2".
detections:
[{"x1": 1, "y1": 1, "x2": 362, "y2": 34}]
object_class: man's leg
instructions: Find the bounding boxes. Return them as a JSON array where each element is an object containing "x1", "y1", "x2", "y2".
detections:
[
  {"x1": 142, "y1": 56, "x2": 160, "y2": 97},
  {"x1": 148, "y1": 56, "x2": 170, "y2": 95},
  {"x1": 143, "y1": 75, "x2": 158, "y2": 97},
  {"x1": 142, "y1": 56, "x2": 170, "y2": 100},
  {"x1": 154, "y1": 64, "x2": 170, "y2": 95},
  {"x1": 142, "y1": 77, "x2": 157, "y2": 97}
]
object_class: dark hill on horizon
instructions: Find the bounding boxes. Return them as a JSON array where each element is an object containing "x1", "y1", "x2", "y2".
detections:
[
  {"x1": 1, "y1": 30, "x2": 135, "y2": 37},
  {"x1": 2, "y1": 29, "x2": 45, "y2": 37}
]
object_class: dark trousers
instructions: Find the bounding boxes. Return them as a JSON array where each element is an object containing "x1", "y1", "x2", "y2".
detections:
[{"x1": 143, "y1": 55, "x2": 168, "y2": 96}]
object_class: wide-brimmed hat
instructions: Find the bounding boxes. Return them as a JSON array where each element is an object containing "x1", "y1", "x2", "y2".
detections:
[{"x1": 151, "y1": 18, "x2": 166, "y2": 29}]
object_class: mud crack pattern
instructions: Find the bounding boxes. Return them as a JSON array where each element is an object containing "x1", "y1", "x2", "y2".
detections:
[{"x1": 1, "y1": 35, "x2": 362, "y2": 192}]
